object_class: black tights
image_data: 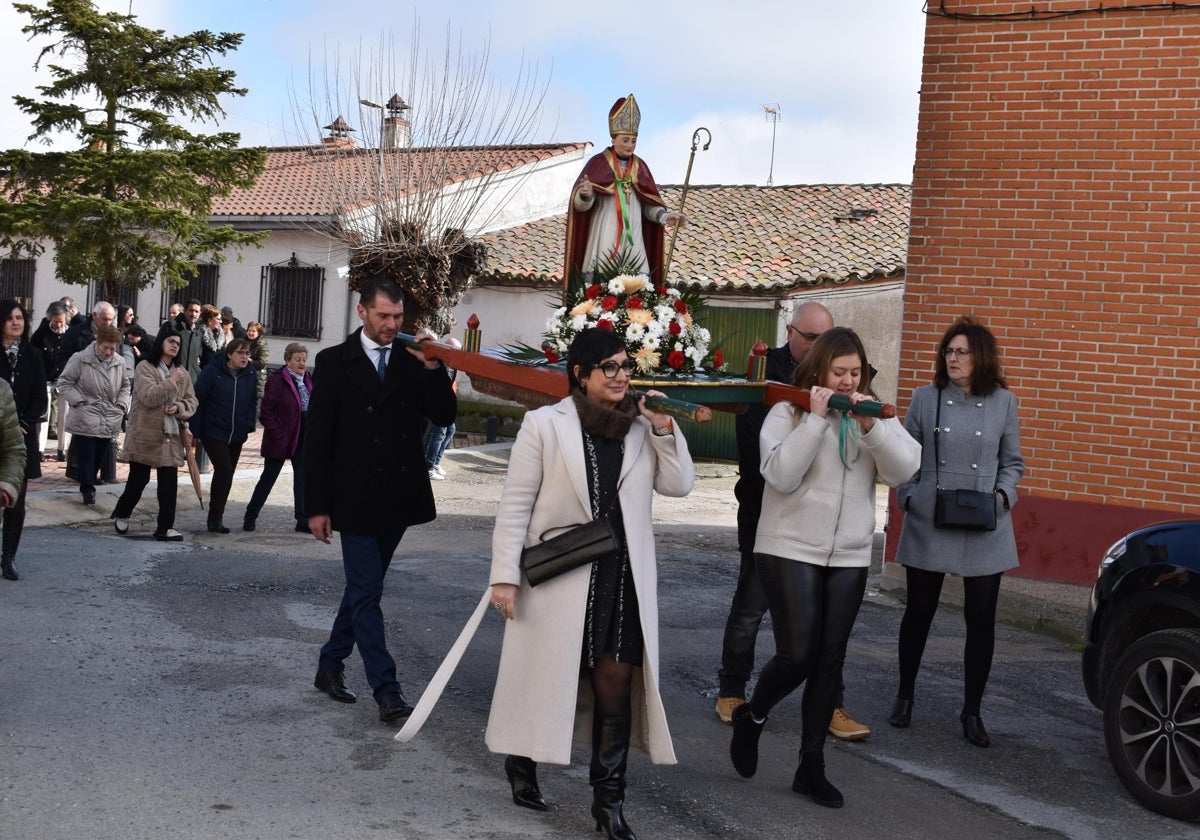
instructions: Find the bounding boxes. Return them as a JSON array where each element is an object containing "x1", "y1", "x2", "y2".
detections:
[
  {"x1": 896, "y1": 566, "x2": 1002, "y2": 717},
  {"x1": 590, "y1": 654, "x2": 633, "y2": 718},
  {"x1": 748, "y1": 556, "x2": 867, "y2": 756}
]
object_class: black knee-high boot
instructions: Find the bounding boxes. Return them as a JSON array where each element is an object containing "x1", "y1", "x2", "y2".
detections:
[
  {"x1": 590, "y1": 715, "x2": 636, "y2": 840},
  {"x1": 1, "y1": 504, "x2": 23, "y2": 581}
]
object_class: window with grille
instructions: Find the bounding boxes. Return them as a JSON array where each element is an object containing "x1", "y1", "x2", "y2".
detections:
[
  {"x1": 87, "y1": 281, "x2": 138, "y2": 313},
  {"x1": 260, "y1": 255, "x2": 323, "y2": 339},
  {"x1": 0, "y1": 259, "x2": 35, "y2": 313},
  {"x1": 162, "y1": 264, "x2": 220, "y2": 319}
]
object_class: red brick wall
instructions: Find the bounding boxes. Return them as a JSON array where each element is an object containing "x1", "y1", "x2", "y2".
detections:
[{"x1": 895, "y1": 2, "x2": 1200, "y2": 579}]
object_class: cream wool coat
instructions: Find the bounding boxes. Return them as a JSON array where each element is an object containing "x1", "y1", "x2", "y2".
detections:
[{"x1": 486, "y1": 397, "x2": 694, "y2": 765}]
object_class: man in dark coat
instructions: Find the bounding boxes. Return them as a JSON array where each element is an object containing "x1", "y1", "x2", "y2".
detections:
[
  {"x1": 714, "y1": 300, "x2": 871, "y2": 741},
  {"x1": 304, "y1": 278, "x2": 456, "y2": 723},
  {"x1": 154, "y1": 300, "x2": 203, "y2": 382},
  {"x1": 55, "y1": 301, "x2": 115, "y2": 372}
]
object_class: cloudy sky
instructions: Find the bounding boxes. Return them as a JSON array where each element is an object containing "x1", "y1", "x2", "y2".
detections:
[{"x1": 0, "y1": 0, "x2": 927, "y2": 186}]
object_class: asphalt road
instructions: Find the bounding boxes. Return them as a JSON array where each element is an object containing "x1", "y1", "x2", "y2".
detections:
[{"x1": 0, "y1": 446, "x2": 1194, "y2": 839}]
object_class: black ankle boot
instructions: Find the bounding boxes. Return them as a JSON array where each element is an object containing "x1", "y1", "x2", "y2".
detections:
[
  {"x1": 960, "y1": 713, "x2": 991, "y2": 748},
  {"x1": 504, "y1": 755, "x2": 547, "y2": 811},
  {"x1": 888, "y1": 696, "x2": 913, "y2": 728},
  {"x1": 590, "y1": 715, "x2": 636, "y2": 840},
  {"x1": 729, "y1": 703, "x2": 766, "y2": 778},
  {"x1": 0, "y1": 554, "x2": 17, "y2": 581},
  {"x1": 792, "y1": 754, "x2": 844, "y2": 808}
]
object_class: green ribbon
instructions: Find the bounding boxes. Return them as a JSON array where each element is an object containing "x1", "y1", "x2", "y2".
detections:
[
  {"x1": 838, "y1": 411, "x2": 861, "y2": 470},
  {"x1": 609, "y1": 159, "x2": 636, "y2": 251}
]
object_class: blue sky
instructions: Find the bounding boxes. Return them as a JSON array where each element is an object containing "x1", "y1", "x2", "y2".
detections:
[{"x1": 0, "y1": 1, "x2": 926, "y2": 185}]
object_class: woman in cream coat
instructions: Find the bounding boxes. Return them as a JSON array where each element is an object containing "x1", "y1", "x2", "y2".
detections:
[
  {"x1": 488, "y1": 328, "x2": 693, "y2": 840},
  {"x1": 728, "y1": 327, "x2": 920, "y2": 809}
]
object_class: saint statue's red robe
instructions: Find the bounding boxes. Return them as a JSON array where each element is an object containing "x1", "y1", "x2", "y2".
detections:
[{"x1": 563, "y1": 148, "x2": 667, "y2": 293}]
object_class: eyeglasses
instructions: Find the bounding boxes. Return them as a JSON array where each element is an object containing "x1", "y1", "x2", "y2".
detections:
[
  {"x1": 787, "y1": 325, "x2": 822, "y2": 343},
  {"x1": 942, "y1": 347, "x2": 972, "y2": 358},
  {"x1": 233, "y1": 349, "x2": 251, "y2": 356},
  {"x1": 596, "y1": 359, "x2": 637, "y2": 378}
]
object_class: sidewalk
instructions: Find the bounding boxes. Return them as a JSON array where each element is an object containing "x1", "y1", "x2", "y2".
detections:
[{"x1": 24, "y1": 433, "x2": 1090, "y2": 645}]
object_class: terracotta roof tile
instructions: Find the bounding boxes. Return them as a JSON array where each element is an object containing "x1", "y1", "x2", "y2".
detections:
[
  {"x1": 210, "y1": 142, "x2": 589, "y2": 218},
  {"x1": 480, "y1": 183, "x2": 911, "y2": 292}
]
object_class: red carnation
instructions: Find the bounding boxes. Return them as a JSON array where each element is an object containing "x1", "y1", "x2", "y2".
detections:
[
  {"x1": 600, "y1": 295, "x2": 619, "y2": 311},
  {"x1": 545, "y1": 348, "x2": 560, "y2": 363},
  {"x1": 668, "y1": 350, "x2": 686, "y2": 369},
  {"x1": 585, "y1": 284, "x2": 602, "y2": 300},
  {"x1": 596, "y1": 319, "x2": 614, "y2": 331},
  {"x1": 627, "y1": 296, "x2": 644, "y2": 309},
  {"x1": 668, "y1": 321, "x2": 682, "y2": 336},
  {"x1": 673, "y1": 299, "x2": 688, "y2": 314},
  {"x1": 713, "y1": 349, "x2": 724, "y2": 368},
  {"x1": 656, "y1": 286, "x2": 667, "y2": 295}
]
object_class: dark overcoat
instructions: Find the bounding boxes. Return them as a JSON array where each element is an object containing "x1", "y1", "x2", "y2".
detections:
[
  {"x1": 0, "y1": 340, "x2": 48, "y2": 479},
  {"x1": 303, "y1": 328, "x2": 456, "y2": 535},
  {"x1": 258, "y1": 366, "x2": 311, "y2": 461}
]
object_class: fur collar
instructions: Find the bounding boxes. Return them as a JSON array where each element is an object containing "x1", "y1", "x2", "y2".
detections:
[{"x1": 571, "y1": 389, "x2": 637, "y2": 440}]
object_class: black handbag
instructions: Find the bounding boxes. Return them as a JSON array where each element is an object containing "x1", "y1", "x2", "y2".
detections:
[
  {"x1": 931, "y1": 390, "x2": 997, "y2": 531},
  {"x1": 520, "y1": 516, "x2": 618, "y2": 587}
]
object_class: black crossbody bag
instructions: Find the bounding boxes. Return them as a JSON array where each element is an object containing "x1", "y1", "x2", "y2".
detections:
[{"x1": 932, "y1": 390, "x2": 997, "y2": 531}]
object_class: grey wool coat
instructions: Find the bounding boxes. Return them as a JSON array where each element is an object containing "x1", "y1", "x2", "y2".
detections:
[
  {"x1": 486, "y1": 397, "x2": 695, "y2": 765},
  {"x1": 895, "y1": 382, "x2": 1025, "y2": 577}
]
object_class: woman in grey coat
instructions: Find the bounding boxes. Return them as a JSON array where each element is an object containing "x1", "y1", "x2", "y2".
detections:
[{"x1": 889, "y1": 317, "x2": 1024, "y2": 748}]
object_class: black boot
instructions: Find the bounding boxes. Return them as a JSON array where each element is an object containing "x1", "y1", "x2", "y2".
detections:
[
  {"x1": 2, "y1": 505, "x2": 22, "y2": 581},
  {"x1": 792, "y1": 752, "x2": 844, "y2": 808},
  {"x1": 590, "y1": 715, "x2": 637, "y2": 840},
  {"x1": 1, "y1": 554, "x2": 17, "y2": 581},
  {"x1": 504, "y1": 755, "x2": 548, "y2": 811}
]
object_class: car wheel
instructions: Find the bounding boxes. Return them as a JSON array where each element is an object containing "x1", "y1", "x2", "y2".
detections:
[{"x1": 1103, "y1": 627, "x2": 1200, "y2": 821}]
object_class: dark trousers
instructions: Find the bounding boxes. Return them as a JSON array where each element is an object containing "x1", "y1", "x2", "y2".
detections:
[
  {"x1": 718, "y1": 541, "x2": 769, "y2": 697},
  {"x1": 318, "y1": 530, "x2": 406, "y2": 699},
  {"x1": 749, "y1": 556, "x2": 867, "y2": 756},
  {"x1": 74, "y1": 435, "x2": 111, "y2": 498},
  {"x1": 897, "y1": 566, "x2": 1003, "y2": 716},
  {"x1": 246, "y1": 426, "x2": 305, "y2": 523},
  {"x1": 113, "y1": 462, "x2": 178, "y2": 535},
  {"x1": 2, "y1": 478, "x2": 28, "y2": 559},
  {"x1": 201, "y1": 439, "x2": 242, "y2": 527}
]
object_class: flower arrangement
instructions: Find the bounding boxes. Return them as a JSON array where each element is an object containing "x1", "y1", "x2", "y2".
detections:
[{"x1": 542, "y1": 267, "x2": 725, "y2": 376}]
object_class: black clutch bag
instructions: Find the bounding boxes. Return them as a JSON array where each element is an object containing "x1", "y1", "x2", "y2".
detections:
[
  {"x1": 934, "y1": 488, "x2": 997, "y2": 531},
  {"x1": 520, "y1": 517, "x2": 618, "y2": 587}
]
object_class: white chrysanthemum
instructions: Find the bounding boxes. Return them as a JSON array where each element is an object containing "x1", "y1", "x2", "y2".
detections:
[
  {"x1": 645, "y1": 318, "x2": 664, "y2": 336},
  {"x1": 654, "y1": 305, "x2": 674, "y2": 322},
  {"x1": 625, "y1": 323, "x2": 646, "y2": 342},
  {"x1": 697, "y1": 327, "x2": 711, "y2": 343},
  {"x1": 674, "y1": 341, "x2": 684, "y2": 352},
  {"x1": 571, "y1": 315, "x2": 589, "y2": 331},
  {"x1": 607, "y1": 278, "x2": 626, "y2": 295},
  {"x1": 556, "y1": 339, "x2": 570, "y2": 354},
  {"x1": 643, "y1": 335, "x2": 660, "y2": 351},
  {"x1": 666, "y1": 287, "x2": 681, "y2": 298}
]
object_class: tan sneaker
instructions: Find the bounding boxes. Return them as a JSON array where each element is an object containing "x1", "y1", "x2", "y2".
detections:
[
  {"x1": 715, "y1": 696, "x2": 746, "y2": 725},
  {"x1": 828, "y1": 707, "x2": 870, "y2": 741}
]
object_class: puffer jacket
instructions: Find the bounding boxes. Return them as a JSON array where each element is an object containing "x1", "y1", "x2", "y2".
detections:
[
  {"x1": 57, "y1": 346, "x2": 131, "y2": 438},
  {"x1": 0, "y1": 379, "x2": 27, "y2": 502},
  {"x1": 120, "y1": 361, "x2": 198, "y2": 468},
  {"x1": 190, "y1": 355, "x2": 257, "y2": 446}
]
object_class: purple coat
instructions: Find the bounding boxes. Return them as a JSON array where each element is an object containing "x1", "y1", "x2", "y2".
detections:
[{"x1": 259, "y1": 366, "x2": 311, "y2": 460}]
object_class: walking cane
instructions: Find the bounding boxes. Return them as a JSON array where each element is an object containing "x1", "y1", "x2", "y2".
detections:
[{"x1": 662, "y1": 127, "x2": 712, "y2": 283}]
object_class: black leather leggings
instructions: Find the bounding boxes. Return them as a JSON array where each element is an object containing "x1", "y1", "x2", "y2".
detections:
[
  {"x1": 896, "y1": 566, "x2": 1002, "y2": 716},
  {"x1": 748, "y1": 555, "x2": 867, "y2": 756}
]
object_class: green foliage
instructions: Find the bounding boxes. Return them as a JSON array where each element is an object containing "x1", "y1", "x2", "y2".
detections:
[{"x1": 0, "y1": 0, "x2": 267, "y2": 297}]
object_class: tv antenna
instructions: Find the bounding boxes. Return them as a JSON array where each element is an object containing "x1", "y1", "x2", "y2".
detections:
[{"x1": 763, "y1": 104, "x2": 781, "y2": 186}]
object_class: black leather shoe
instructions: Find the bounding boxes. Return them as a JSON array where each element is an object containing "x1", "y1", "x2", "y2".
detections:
[
  {"x1": 960, "y1": 713, "x2": 991, "y2": 748},
  {"x1": 242, "y1": 518, "x2": 256, "y2": 532},
  {"x1": 1, "y1": 555, "x2": 18, "y2": 581},
  {"x1": 82, "y1": 492, "x2": 96, "y2": 505},
  {"x1": 793, "y1": 756, "x2": 844, "y2": 808},
  {"x1": 207, "y1": 523, "x2": 231, "y2": 534},
  {"x1": 730, "y1": 703, "x2": 766, "y2": 778},
  {"x1": 505, "y1": 755, "x2": 548, "y2": 811},
  {"x1": 313, "y1": 670, "x2": 356, "y2": 704},
  {"x1": 377, "y1": 690, "x2": 414, "y2": 722},
  {"x1": 889, "y1": 697, "x2": 913, "y2": 728}
]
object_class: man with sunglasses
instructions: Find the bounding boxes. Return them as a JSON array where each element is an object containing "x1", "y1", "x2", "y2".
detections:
[{"x1": 713, "y1": 301, "x2": 873, "y2": 741}]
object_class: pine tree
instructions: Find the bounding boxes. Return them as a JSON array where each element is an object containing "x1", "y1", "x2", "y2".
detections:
[{"x1": 0, "y1": 0, "x2": 267, "y2": 301}]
